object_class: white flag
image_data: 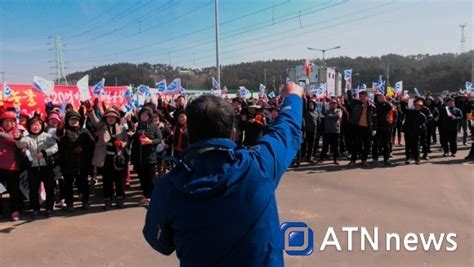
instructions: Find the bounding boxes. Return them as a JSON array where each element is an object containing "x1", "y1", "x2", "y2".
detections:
[
  {"x1": 77, "y1": 75, "x2": 90, "y2": 101},
  {"x1": 163, "y1": 78, "x2": 182, "y2": 95},
  {"x1": 33, "y1": 76, "x2": 54, "y2": 96}
]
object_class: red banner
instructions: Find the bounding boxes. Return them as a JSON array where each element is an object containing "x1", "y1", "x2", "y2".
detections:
[{"x1": 0, "y1": 84, "x2": 129, "y2": 113}]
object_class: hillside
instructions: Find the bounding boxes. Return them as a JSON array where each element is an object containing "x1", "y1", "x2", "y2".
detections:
[{"x1": 66, "y1": 51, "x2": 473, "y2": 94}]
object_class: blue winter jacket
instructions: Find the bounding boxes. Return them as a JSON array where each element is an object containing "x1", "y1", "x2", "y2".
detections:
[{"x1": 143, "y1": 94, "x2": 303, "y2": 267}]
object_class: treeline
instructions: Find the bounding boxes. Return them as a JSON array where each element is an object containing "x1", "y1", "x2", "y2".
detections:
[{"x1": 67, "y1": 51, "x2": 473, "y2": 94}]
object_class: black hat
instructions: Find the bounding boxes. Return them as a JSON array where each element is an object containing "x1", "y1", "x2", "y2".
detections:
[
  {"x1": 138, "y1": 107, "x2": 153, "y2": 120},
  {"x1": 26, "y1": 116, "x2": 45, "y2": 135},
  {"x1": 104, "y1": 109, "x2": 121, "y2": 119},
  {"x1": 66, "y1": 111, "x2": 81, "y2": 121}
]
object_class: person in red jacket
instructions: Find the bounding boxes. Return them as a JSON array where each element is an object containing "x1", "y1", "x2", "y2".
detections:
[{"x1": 0, "y1": 111, "x2": 23, "y2": 221}]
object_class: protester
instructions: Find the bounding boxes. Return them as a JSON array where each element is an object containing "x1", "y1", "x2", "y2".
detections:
[
  {"x1": 338, "y1": 97, "x2": 351, "y2": 156},
  {"x1": 301, "y1": 98, "x2": 318, "y2": 162},
  {"x1": 172, "y1": 110, "x2": 189, "y2": 158},
  {"x1": 130, "y1": 107, "x2": 162, "y2": 206},
  {"x1": 231, "y1": 98, "x2": 244, "y2": 146},
  {"x1": 16, "y1": 114, "x2": 59, "y2": 218},
  {"x1": 0, "y1": 111, "x2": 23, "y2": 221},
  {"x1": 402, "y1": 100, "x2": 427, "y2": 165},
  {"x1": 425, "y1": 96, "x2": 439, "y2": 148},
  {"x1": 372, "y1": 94, "x2": 394, "y2": 165},
  {"x1": 318, "y1": 99, "x2": 342, "y2": 164},
  {"x1": 143, "y1": 82, "x2": 303, "y2": 266},
  {"x1": 240, "y1": 101, "x2": 265, "y2": 147},
  {"x1": 57, "y1": 111, "x2": 95, "y2": 211},
  {"x1": 87, "y1": 105, "x2": 128, "y2": 209},
  {"x1": 454, "y1": 95, "x2": 471, "y2": 145},
  {"x1": 346, "y1": 89, "x2": 376, "y2": 167},
  {"x1": 439, "y1": 98, "x2": 463, "y2": 157}
]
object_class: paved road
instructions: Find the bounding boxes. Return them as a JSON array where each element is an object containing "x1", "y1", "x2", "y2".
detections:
[{"x1": 1, "y1": 144, "x2": 473, "y2": 267}]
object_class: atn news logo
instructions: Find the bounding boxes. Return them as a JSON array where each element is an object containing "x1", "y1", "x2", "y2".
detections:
[{"x1": 280, "y1": 222, "x2": 458, "y2": 256}]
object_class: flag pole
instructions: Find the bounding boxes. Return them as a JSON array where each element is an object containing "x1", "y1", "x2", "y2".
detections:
[{"x1": 215, "y1": 0, "x2": 221, "y2": 88}]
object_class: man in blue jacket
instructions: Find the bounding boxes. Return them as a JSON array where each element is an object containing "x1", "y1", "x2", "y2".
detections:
[{"x1": 143, "y1": 82, "x2": 303, "y2": 266}]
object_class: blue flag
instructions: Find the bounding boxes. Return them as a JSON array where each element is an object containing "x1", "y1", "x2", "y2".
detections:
[
  {"x1": 92, "y1": 78, "x2": 105, "y2": 96},
  {"x1": 137, "y1": 85, "x2": 151, "y2": 98},
  {"x1": 343, "y1": 69, "x2": 352, "y2": 81},
  {"x1": 156, "y1": 80, "x2": 167, "y2": 92},
  {"x1": 267, "y1": 91, "x2": 276, "y2": 99}
]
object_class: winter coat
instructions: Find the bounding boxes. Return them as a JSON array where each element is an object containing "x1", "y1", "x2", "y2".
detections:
[
  {"x1": 143, "y1": 94, "x2": 303, "y2": 267},
  {"x1": 16, "y1": 132, "x2": 58, "y2": 167},
  {"x1": 346, "y1": 90, "x2": 376, "y2": 130},
  {"x1": 131, "y1": 121, "x2": 163, "y2": 166},
  {"x1": 0, "y1": 129, "x2": 22, "y2": 171},
  {"x1": 58, "y1": 127, "x2": 95, "y2": 175},
  {"x1": 88, "y1": 111, "x2": 128, "y2": 168},
  {"x1": 439, "y1": 106, "x2": 463, "y2": 132},
  {"x1": 402, "y1": 109, "x2": 427, "y2": 136},
  {"x1": 303, "y1": 100, "x2": 318, "y2": 133},
  {"x1": 323, "y1": 108, "x2": 342, "y2": 134}
]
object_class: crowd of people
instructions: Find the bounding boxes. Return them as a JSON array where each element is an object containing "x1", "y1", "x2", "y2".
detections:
[
  {"x1": 298, "y1": 90, "x2": 473, "y2": 166},
  {"x1": 0, "y1": 88, "x2": 473, "y2": 222}
]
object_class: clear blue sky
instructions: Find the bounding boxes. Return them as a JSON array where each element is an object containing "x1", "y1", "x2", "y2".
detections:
[{"x1": 0, "y1": 0, "x2": 472, "y2": 83}]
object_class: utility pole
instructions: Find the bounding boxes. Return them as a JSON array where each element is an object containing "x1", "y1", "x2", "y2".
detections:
[
  {"x1": 459, "y1": 23, "x2": 467, "y2": 54},
  {"x1": 215, "y1": 0, "x2": 221, "y2": 87},
  {"x1": 50, "y1": 33, "x2": 68, "y2": 85},
  {"x1": 308, "y1": 46, "x2": 341, "y2": 66}
]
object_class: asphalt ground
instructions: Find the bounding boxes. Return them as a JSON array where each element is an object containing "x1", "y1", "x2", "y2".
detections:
[{"x1": 1, "y1": 142, "x2": 473, "y2": 267}]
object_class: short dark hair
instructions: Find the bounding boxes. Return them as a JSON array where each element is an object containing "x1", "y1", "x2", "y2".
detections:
[{"x1": 185, "y1": 95, "x2": 235, "y2": 143}]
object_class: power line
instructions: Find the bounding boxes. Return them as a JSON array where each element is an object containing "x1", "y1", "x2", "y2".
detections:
[
  {"x1": 174, "y1": 1, "x2": 418, "y2": 67},
  {"x1": 73, "y1": 0, "x2": 347, "y2": 66},
  {"x1": 64, "y1": 0, "x2": 156, "y2": 40},
  {"x1": 89, "y1": 0, "x2": 179, "y2": 41},
  {"x1": 67, "y1": 1, "x2": 333, "y2": 64},
  {"x1": 53, "y1": 1, "x2": 120, "y2": 36},
  {"x1": 69, "y1": 0, "x2": 288, "y2": 53},
  {"x1": 66, "y1": 0, "x2": 201, "y2": 52}
]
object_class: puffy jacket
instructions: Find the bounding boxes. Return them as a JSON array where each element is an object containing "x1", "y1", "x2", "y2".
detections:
[
  {"x1": 323, "y1": 108, "x2": 341, "y2": 134},
  {"x1": 16, "y1": 132, "x2": 58, "y2": 167},
  {"x1": 0, "y1": 129, "x2": 22, "y2": 171},
  {"x1": 402, "y1": 108, "x2": 427, "y2": 136},
  {"x1": 303, "y1": 100, "x2": 318, "y2": 133},
  {"x1": 130, "y1": 121, "x2": 163, "y2": 166},
  {"x1": 454, "y1": 96, "x2": 472, "y2": 120},
  {"x1": 59, "y1": 127, "x2": 95, "y2": 175},
  {"x1": 143, "y1": 94, "x2": 303, "y2": 267},
  {"x1": 439, "y1": 105, "x2": 463, "y2": 132},
  {"x1": 374, "y1": 98, "x2": 394, "y2": 128}
]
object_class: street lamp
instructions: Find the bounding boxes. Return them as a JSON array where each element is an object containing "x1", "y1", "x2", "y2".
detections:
[{"x1": 308, "y1": 46, "x2": 341, "y2": 66}]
